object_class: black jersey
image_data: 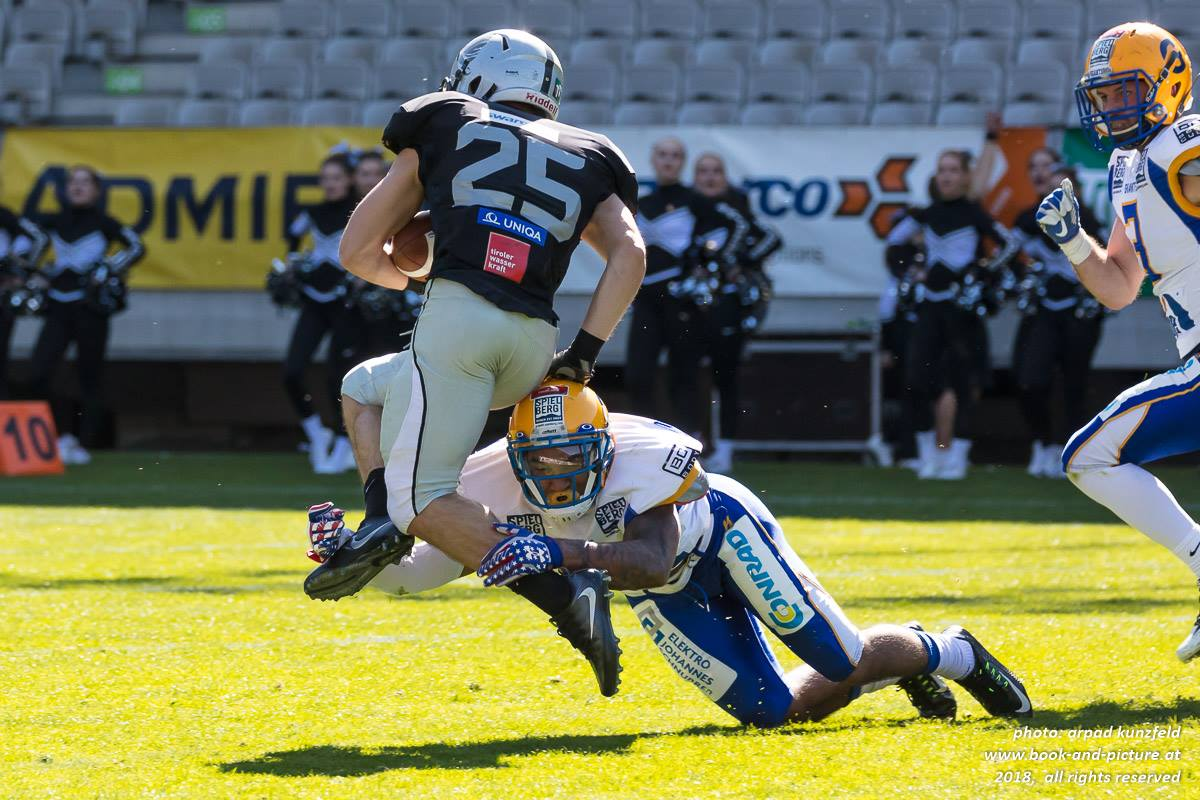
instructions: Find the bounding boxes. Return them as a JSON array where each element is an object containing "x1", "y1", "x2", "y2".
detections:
[
  {"x1": 382, "y1": 91, "x2": 638, "y2": 324},
  {"x1": 637, "y1": 183, "x2": 749, "y2": 288},
  {"x1": 287, "y1": 197, "x2": 356, "y2": 303},
  {"x1": 885, "y1": 197, "x2": 1007, "y2": 302},
  {"x1": 717, "y1": 188, "x2": 781, "y2": 270},
  {"x1": 1011, "y1": 202, "x2": 1103, "y2": 307},
  {"x1": 36, "y1": 207, "x2": 143, "y2": 303}
]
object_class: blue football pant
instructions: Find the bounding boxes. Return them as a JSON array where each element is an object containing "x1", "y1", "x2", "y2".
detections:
[
  {"x1": 627, "y1": 480, "x2": 864, "y2": 726},
  {"x1": 1063, "y1": 355, "x2": 1200, "y2": 472}
]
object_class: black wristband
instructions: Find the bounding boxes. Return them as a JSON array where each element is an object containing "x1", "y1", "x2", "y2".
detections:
[
  {"x1": 985, "y1": 130, "x2": 998, "y2": 142},
  {"x1": 363, "y1": 467, "x2": 388, "y2": 518},
  {"x1": 567, "y1": 329, "x2": 605, "y2": 364}
]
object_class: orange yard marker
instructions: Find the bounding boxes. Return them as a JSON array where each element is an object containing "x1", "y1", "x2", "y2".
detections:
[{"x1": 0, "y1": 402, "x2": 64, "y2": 476}]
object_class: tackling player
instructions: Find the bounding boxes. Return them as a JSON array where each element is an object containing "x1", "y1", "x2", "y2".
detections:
[
  {"x1": 1038, "y1": 23, "x2": 1200, "y2": 660},
  {"x1": 305, "y1": 30, "x2": 646, "y2": 696},
  {"x1": 310, "y1": 378, "x2": 1033, "y2": 725}
]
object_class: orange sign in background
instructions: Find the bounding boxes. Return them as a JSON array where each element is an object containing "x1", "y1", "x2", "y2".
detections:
[{"x1": 0, "y1": 402, "x2": 64, "y2": 476}]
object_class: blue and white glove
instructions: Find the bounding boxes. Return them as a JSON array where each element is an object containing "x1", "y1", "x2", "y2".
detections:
[
  {"x1": 477, "y1": 523, "x2": 564, "y2": 587},
  {"x1": 1035, "y1": 178, "x2": 1091, "y2": 265},
  {"x1": 306, "y1": 501, "x2": 348, "y2": 563}
]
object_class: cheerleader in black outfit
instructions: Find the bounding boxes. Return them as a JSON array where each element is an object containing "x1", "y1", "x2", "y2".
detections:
[{"x1": 281, "y1": 154, "x2": 360, "y2": 473}]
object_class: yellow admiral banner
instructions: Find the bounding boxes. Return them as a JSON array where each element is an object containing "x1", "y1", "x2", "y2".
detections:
[{"x1": 0, "y1": 127, "x2": 383, "y2": 289}]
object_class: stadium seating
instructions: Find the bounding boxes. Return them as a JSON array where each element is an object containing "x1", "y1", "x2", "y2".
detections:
[
  {"x1": 175, "y1": 99, "x2": 236, "y2": 126},
  {"x1": 7, "y1": 0, "x2": 1188, "y2": 128},
  {"x1": 239, "y1": 98, "x2": 297, "y2": 126}
]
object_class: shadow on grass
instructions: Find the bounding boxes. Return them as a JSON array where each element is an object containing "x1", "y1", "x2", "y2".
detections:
[
  {"x1": 218, "y1": 734, "x2": 648, "y2": 776},
  {"x1": 221, "y1": 716, "x2": 957, "y2": 778},
  {"x1": 0, "y1": 571, "x2": 479, "y2": 602},
  {"x1": 854, "y1": 587, "x2": 1182, "y2": 616},
  {"x1": 1034, "y1": 698, "x2": 1200, "y2": 729}
]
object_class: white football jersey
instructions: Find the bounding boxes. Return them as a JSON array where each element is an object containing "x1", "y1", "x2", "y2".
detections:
[
  {"x1": 1108, "y1": 114, "x2": 1200, "y2": 358},
  {"x1": 459, "y1": 413, "x2": 713, "y2": 590}
]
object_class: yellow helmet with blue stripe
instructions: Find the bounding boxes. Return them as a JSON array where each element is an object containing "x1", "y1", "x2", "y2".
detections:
[
  {"x1": 1076, "y1": 22, "x2": 1194, "y2": 150},
  {"x1": 507, "y1": 379, "x2": 615, "y2": 520}
]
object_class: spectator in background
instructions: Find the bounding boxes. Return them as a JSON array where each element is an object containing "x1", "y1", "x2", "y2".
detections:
[
  {"x1": 691, "y1": 152, "x2": 781, "y2": 472},
  {"x1": 353, "y1": 149, "x2": 387, "y2": 200},
  {"x1": 886, "y1": 150, "x2": 1014, "y2": 480},
  {"x1": 0, "y1": 202, "x2": 48, "y2": 399},
  {"x1": 627, "y1": 137, "x2": 748, "y2": 438},
  {"x1": 282, "y1": 153, "x2": 360, "y2": 474},
  {"x1": 1010, "y1": 153, "x2": 1107, "y2": 478},
  {"x1": 27, "y1": 165, "x2": 144, "y2": 464}
]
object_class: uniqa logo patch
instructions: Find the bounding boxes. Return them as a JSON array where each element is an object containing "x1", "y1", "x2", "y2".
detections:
[
  {"x1": 477, "y1": 207, "x2": 548, "y2": 246},
  {"x1": 722, "y1": 520, "x2": 812, "y2": 633}
]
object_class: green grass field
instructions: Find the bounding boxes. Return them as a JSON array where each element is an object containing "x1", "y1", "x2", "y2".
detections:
[{"x1": 5, "y1": 454, "x2": 1200, "y2": 799}]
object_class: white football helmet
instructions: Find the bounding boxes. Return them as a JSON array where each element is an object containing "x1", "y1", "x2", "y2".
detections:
[{"x1": 441, "y1": 29, "x2": 565, "y2": 120}]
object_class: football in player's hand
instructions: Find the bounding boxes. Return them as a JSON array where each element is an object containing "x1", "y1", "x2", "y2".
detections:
[{"x1": 385, "y1": 211, "x2": 434, "y2": 281}]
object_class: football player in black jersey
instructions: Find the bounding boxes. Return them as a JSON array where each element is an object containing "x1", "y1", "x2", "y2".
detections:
[
  {"x1": 26, "y1": 165, "x2": 143, "y2": 464},
  {"x1": 691, "y1": 152, "x2": 780, "y2": 472},
  {"x1": 1010, "y1": 154, "x2": 1106, "y2": 478},
  {"x1": 0, "y1": 203, "x2": 48, "y2": 400},
  {"x1": 305, "y1": 30, "x2": 645, "y2": 697},
  {"x1": 627, "y1": 138, "x2": 751, "y2": 438},
  {"x1": 281, "y1": 153, "x2": 361, "y2": 474},
  {"x1": 885, "y1": 150, "x2": 1016, "y2": 480}
]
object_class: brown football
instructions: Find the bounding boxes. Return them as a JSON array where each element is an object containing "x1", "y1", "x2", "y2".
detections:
[{"x1": 385, "y1": 210, "x2": 433, "y2": 281}]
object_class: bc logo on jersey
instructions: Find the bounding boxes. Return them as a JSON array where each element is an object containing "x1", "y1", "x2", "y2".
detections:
[{"x1": 662, "y1": 445, "x2": 698, "y2": 478}]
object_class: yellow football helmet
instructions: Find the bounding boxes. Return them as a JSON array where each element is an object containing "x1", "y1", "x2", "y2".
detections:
[
  {"x1": 1077, "y1": 22, "x2": 1194, "y2": 150},
  {"x1": 507, "y1": 379, "x2": 615, "y2": 520}
]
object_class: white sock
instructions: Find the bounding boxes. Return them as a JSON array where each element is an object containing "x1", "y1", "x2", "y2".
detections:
[
  {"x1": 915, "y1": 630, "x2": 976, "y2": 680},
  {"x1": 1071, "y1": 464, "x2": 1200, "y2": 577},
  {"x1": 301, "y1": 413, "x2": 325, "y2": 441}
]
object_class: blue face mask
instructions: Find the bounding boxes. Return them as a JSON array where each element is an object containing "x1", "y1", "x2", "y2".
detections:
[
  {"x1": 508, "y1": 430, "x2": 614, "y2": 516},
  {"x1": 1075, "y1": 69, "x2": 1164, "y2": 151}
]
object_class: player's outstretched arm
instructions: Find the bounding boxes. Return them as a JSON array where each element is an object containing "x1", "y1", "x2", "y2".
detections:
[
  {"x1": 558, "y1": 504, "x2": 681, "y2": 591},
  {"x1": 339, "y1": 149, "x2": 424, "y2": 291},
  {"x1": 581, "y1": 196, "x2": 647, "y2": 327},
  {"x1": 545, "y1": 195, "x2": 646, "y2": 383}
]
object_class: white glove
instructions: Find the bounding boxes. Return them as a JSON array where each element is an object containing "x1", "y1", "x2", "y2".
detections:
[{"x1": 1035, "y1": 178, "x2": 1092, "y2": 265}]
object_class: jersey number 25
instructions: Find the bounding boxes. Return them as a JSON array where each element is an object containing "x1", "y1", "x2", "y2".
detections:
[{"x1": 453, "y1": 121, "x2": 584, "y2": 243}]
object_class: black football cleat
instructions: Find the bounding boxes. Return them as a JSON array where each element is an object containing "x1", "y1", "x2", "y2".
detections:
[
  {"x1": 944, "y1": 625, "x2": 1032, "y2": 719},
  {"x1": 897, "y1": 622, "x2": 957, "y2": 720},
  {"x1": 304, "y1": 516, "x2": 414, "y2": 601},
  {"x1": 549, "y1": 569, "x2": 622, "y2": 697}
]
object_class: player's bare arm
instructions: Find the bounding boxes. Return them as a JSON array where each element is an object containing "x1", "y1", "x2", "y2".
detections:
[
  {"x1": 1070, "y1": 216, "x2": 1144, "y2": 310},
  {"x1": 338, "y1": 149, "x2": 424, "y2": 290},
  {"x1": 555, "y1": 504, "x2": 681, "y2": 591},
  {"x1": 578, "y1": 194, "x2": 647, "y2": 341}
]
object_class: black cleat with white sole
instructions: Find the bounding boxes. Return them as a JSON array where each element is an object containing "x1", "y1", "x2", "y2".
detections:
[
  {"x1": 550, "y1": 569, "x2": 622, "y2": 697},
  {"x1": 945, "y1": 625, "x2": 1032, "y2": 718},
  {"x1": 304, "y1": 516, "x2": 414, "y2": 601},
  {"x1": 897, "y1": 622, "x2": 957, "y2": 720}
]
